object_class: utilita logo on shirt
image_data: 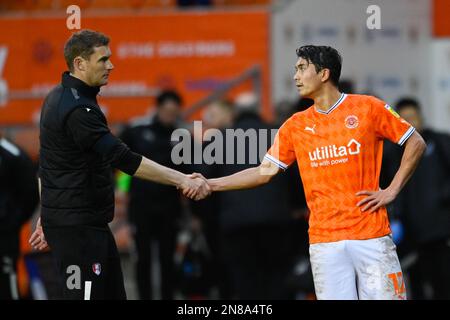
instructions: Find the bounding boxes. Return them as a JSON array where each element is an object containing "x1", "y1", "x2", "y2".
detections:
[{"x1": 309, "y1": 139, "x2": 361, "y2": 167}]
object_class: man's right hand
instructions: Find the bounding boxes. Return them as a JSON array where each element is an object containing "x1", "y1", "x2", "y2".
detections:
[
  {"x1": 180, "y1": 173, "x2": 211, "y2": 201},
  {"x1": 29, "y1": 217, "x2": 49, "y2": 251}
]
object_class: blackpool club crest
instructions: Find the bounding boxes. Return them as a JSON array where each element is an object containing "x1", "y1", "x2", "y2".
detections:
[
  {"x1": 92, "y1": 263, "x2": 101, "y2": 276},
  {"x1": 345, "y1": 115, "x2": 359, "y2": 129}
]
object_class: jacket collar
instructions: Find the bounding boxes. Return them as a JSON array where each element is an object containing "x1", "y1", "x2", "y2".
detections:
[{"x1": 61, "y1": 71, "x2": 100, "y2": 99}]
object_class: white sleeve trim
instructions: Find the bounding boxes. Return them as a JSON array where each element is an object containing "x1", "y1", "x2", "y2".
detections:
[
  {"x1": 398, "y1": 126, "x2": 416, "y2": 146},
  {"x1": 264, "y1": 153, "x2": 289, "y2": 170}
]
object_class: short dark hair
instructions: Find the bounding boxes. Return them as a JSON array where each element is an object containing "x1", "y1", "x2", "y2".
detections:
[
  {"x1": 295, "y1": 45, "x2": 342, "y2": 86},
  {"x1": 156, "y1": 90, "x2": 183, "y2": 107},
  {"x1": 64, "y1": 30, "x2": 110, "y2": 72},
  {"x1": 395, "y1": 97, "x2": 421, "y2": 113}
]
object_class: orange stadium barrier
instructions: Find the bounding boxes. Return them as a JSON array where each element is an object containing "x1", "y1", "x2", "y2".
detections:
[
  {"x1": 433, "y1": 0, "x2": 450, "y2": 36},
  {"x1": 0, "y1": 0, "x2": 270, "y2": 11},
  {"x1": 0, "y1": 11, "x2": 270, "y2": 126}
]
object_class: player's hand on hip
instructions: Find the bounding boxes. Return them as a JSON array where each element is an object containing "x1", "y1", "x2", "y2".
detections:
[
  {"x1": 29, "y1": 217, "x2": 49, "y2": 251},
  {"x1": 356, "y1": 188, "x2": 397, "y2": 213}
]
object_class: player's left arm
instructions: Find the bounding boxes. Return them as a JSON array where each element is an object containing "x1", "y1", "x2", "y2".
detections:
[{"x1": 357, "y1": 131, "x2": 426, "y2": 212}]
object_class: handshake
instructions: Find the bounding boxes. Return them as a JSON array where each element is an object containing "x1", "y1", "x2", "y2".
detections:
[{"x1": 179, "y1": 172, "x2": 212, "y2": 201}]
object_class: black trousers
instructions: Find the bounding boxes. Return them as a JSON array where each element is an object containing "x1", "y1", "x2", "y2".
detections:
[
  {"x1": 221, "y1": 222, "x2": 297, "y2": 300},
  {"x1": 131, "y1": 209, "x2": 178, "y2": 300},
  {"x1": 0, "y1": 253, "x2": 18, "y2": 300},
  {"x1": 408, "y1": 237, "x2": 450, "y2": 300},
  {"x1": 43, "y1": 225, "x2": 126, "y2": 300}
]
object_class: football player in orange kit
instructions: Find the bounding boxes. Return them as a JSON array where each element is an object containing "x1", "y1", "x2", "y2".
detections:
[{"x1": 192, "y1": 45, "x2": 426, "y2": 299}]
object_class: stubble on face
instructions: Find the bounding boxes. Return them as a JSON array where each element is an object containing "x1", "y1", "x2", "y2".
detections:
[{"x1": 86, "y1": 46, "x2": 113, "y2": 87}]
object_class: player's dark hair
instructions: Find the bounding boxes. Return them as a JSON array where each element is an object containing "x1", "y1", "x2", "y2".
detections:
[
  {"x1": 156, "y1": 90, "x2": 183, "y2": 108},
  {"x1": 64, "y1": 30, "x2": 110, "y2": 72},
  {"x1": 296, "y1": 45, "x2": 342, "y2": 86},
  {"x1": 395, "y1": 97, "x2": 421, "y2": 114}
]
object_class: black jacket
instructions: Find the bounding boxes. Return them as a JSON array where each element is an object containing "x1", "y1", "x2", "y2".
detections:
[
  {"x1": 0, "y1": 138, "x2": 39, "y2": 254},
  {"x1": 39, "y1": 72, "x2": 141, "y2": 227}
]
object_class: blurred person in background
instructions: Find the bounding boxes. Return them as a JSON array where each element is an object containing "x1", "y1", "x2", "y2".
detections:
[
  {"x1": 202, "y1": 100, "x2": 234, "y2": 131},
  {"x1": 119, "y1": 90, "x2": 186, "y2": 300},
  {"x1": 187, "y1": 100, "x2": 235, "y2": 299},
  {"x1": 390, "y1": 98, "x2": 450, "y2": 299},
  {"x1": 273, "y1": 99, "x2": 314, "y2": 299},
  {"x1": 0, "y1": 133, "x2": 39, "y2": 299},
  {"x1": 197, "y1": 92, "x2": 298, "y2": 299},
  {"x1": 29, "y1": 30, "x2": 210, "y2": 300}
]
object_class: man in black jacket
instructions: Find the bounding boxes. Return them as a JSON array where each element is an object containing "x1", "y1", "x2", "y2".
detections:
[
  {"x1": 394, "y1": 98, "x2": 450, "y2": 299},
  {"x1": 29, "y1": 30, "x2": 210, "y2": 300},
  {"x1": 0, "y1": 134, "x2": 39, "y2": 300},
  {"x1": 119, "y1": 90, "x2": 185, "y2": 300}
]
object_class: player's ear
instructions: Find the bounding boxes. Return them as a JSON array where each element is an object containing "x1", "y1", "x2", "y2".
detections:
[{"x1": 321, "y1": 68, "x2": 331, "y2": 83}]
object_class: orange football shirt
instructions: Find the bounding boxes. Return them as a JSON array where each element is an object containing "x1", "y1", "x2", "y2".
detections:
[{"x1": 265, "y1": 94, "x2": 415, "y2": 244}]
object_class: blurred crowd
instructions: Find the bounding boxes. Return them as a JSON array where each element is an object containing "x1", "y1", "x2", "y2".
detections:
[
  {"x1": 1, "y1": 84, "x2": 449, "y2": 300},
  {"x1": 114, "y1": 89, "x2": 312, "y2": 300}
]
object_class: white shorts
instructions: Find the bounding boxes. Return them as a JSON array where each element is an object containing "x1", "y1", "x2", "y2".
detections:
[{"x1": 309, "y1": 235, "x2": 406, "y2": 300}]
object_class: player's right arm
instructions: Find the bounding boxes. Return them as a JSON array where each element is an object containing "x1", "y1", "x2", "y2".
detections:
[
  {"x1": 201, "y1": 118, "x2": 295, "y2": 192},
  {"x1": 205, "y1": 158, "x2": 282, "y2": 192}
]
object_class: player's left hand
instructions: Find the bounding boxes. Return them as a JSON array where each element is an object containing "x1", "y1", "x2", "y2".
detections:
[{"x1": 356, "y1": 188, "x2": 398, "y2": 213}]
